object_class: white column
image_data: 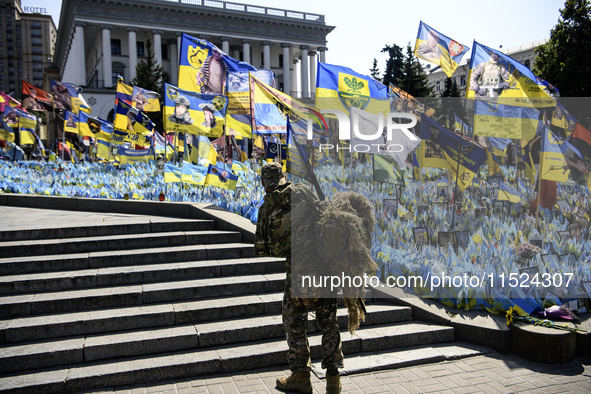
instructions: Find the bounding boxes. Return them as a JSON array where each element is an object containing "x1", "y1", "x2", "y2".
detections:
[
  {"x1": 262, "y1": 41, "x2": 271, "y2": 70},
  {"x1": 300, "y1": 45, "x2": 309, "y2": 98},
  {"x1": 292, "y1": 59, "x2": 298, "y2": 98},
  {"x1": 221, "y1": 36, "x2": 230, "y2": 54},
  {"x1": 309, "y1": 51, "x2": 317, "y2": 98},
  {"x1": 319, "y1": 46, "x2": 327, "y2": 63},
  {"x1": 101, "y1": 25, "x2": 112, "y2": 88},
  {"x1": 242, "y1": 39, "x2": 251, "y2": 64},
  {"x1": 281, "y1": 43, "x2": 291, "y2": 94},
  {"x1": 170, "y1": 42, "x2": 178, "y2": 85},
  {"x1": 127, "y1": 28, "x2": 137, "y2": 82},
  {"x1": 153, "y1": 30, "x2": 163, "y2": 68},
  {"x1": 75, "y1": 23, "x2": 86, "y2": 86},
  {"x1": 177, "y1": 32, "x2": 182, "y2": 60}
]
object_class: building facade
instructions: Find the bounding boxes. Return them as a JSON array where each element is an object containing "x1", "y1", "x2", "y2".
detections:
[
  {"x1": 425, "y1": 39, "x2": 548, "y2": 97},
  {"x1": 0, "y1": 0, "x2": 56, "y2": 96},
  {"x1": 54, "y1": 0, "x2": 335, "y2": 119}
]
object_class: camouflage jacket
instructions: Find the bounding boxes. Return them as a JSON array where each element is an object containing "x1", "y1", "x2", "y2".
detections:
[{"x1": 254, "y1": 182, "x2": 292, "y2": 260}]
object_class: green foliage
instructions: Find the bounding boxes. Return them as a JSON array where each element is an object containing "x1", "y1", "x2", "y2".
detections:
[
  {"x1": 380, "y1": 43, "x2": 432, "y2": 98},
  {"x1": 131, "y1": 35, "x2": 165, "y2": 132},
  {"x1": 534, "y1": 0, "x2": 591, "y2": 97},
  {"x1": 381, "y1": 44, "x2": 405, "y2": 88},
  {"x1": 369, "y1": 58, "x2": 381, "y2": 82},
  {"x1": 344, "y1": 76, "x2": 365, "y2": 94}
]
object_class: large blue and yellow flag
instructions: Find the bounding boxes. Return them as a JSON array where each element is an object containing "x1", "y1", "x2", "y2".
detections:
[
  {"x1": 116, "y1": 80, "x2": 133, "y2": 104},
  {"x1": 205, "y1": 163, "x2": 238, "y2": 191},
  {"x1": 250, "y1": 75, "x2": 330, "y2": 137},
  {"x1": 79, "y1": 112, "x2": 113, "y2": 142},
  {"x1": 63, "y1": 111, "x2": 79, "y2": 134},
  {"x1": 226, "y1": 70, "x2": 275, "y2": 138},
  {"x1": 420, "y1": 114, "x2": 487, "y2": 190},
  {"x1": 164, "y1": 163, "x2": 182, "y2": 183},
  {"x1": 498, "y1": 182, "x2": 522, "y2": 203},
  {"x1": 414, "y1": 21, "x2": 469, "y2": 78},
  {"x1": 18, "y1": 110, "x2": 37, "y2": 145},
  {"x1": 316, "y1": 62, "x2": 389, "y2": 115},
  {"x1": 118, "y1": 147, "x2": 152, "y2": 165},
  {"x1": 114, "y1": 100, "x2": 155, "y2": 137},
  {"x1": 466, "y1": 41, "x2": 558, "y2": 108},
  {"x1": 50, "y1": 79, "x2": 90, "y2": 114},
  {"x1": 181, "y1": 162, "x2": 208, "y2": 185},
  {"x1": 540, "y1": 125, "x2": 587, "y2": 185},
  {"x1": 178, "y1": 34, "x2": 256, "y2": 94},
  {"x1": 163, "y1": 83, "x2": 227, "y2": 138},
  {"x1": 473, "y1": 100, "x2": 539, "y2": 140}
]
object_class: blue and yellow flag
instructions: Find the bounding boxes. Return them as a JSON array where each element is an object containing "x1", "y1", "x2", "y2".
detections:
[
  {"x1": 114, "y1": 100, "x2": 155, "y2": 137},
  {"x1": 498, "y1": 182, "x2": 522, "y2": 203},
  {"x1": 187, "y1": 135, "x2": 217, "y2": 166},
  {"x1": 520, "y1": 139, "x2": 537, "y2": 183},
  {"x1": 110, "y1": 129, "x2": 128, "y2": 146},
  {"x1": 63, "y1": 111, "x2": 79, "y2": 134},
  {"x1": 79, "y1": 112, "x2": 113, "y2": 141},
  {"x1": 118, "y1": 147, "x2": 151, "y2": 165},
  {"x1": 552, "y1": 102, "x2": 577, "y2": 137},
  {"x1": 420, "y1": 114, "x2": 487, "y2": 190},
  {"x1": 95, "y1": 139, "x2": 112, "y2": 160},
  {"x1": 164, "y1": 163, "x2": 182, "y2": 183},
  {"x1": 389, "y1": 84, "x2": 435, "y2": 118},
  {"x1": 473, "y1": 100, "x2": 539, "y2": 140},
  {"x1": 18, "y1": 110, "x2": 37, "y2": 145},
  {"x1": 540, "y1": 125, "x2": 586, "y2": 184},
  {"x1": 116, "y1": 80, "x2": 134, "y2": 104},
  {"x1": 226, "y1": 70, "x2": 275, "y2": 138},
  {"x1": 50, "y1": 79, "x2": 88, "y2": 114},
  {"x1": 453, "y1": 114, "x2": 472, "y2": 138},
  {"x1": 131, "y1": 86, "x2": 160, "y2": 112},
  {"x1": 250, "y1": 75, "x2": 329, "y2": 137},
  {"x1": 412, "y1": 152, "x2": 421, "y2": 181},
  {"x1": 178, "y1": 34, "x2": 256, "y2": 94},
  {"x1": 181, "y1": 162, "x2": 208, "y2": 185},
  {"x1": 164, "y1": 83, "x2": 227, "y2": 138},
  {"x1": 466, "y1": 41, "x2": 558, "y2": 108},
  {"x1": 414, "y1": 21, "x2": 469, "y2": 78},
  {"x1": 316, "y1": 62, "x2": 389, "y2": 115},
  {"x1": 205, "y1": 163, "x2": 238, "y2": 191}
]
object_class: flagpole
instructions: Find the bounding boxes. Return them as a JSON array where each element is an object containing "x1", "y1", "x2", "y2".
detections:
[{"x1": 450, "y1": 124, "x2": 465, "y2": 231}]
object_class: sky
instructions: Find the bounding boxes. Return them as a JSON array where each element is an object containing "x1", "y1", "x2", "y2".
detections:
[{"x1": 38, "y1": 0, "x2": 565, "y2": 76}]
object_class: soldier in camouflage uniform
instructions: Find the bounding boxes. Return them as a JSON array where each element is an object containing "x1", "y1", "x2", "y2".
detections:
[{"x1": 254, "y1": 162, "x2": 343, "y2": 394}]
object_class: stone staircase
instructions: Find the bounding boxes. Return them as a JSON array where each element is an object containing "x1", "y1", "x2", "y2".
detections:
[{"x1": 0, "y1": 213, "x2": 491, "y2": 393}]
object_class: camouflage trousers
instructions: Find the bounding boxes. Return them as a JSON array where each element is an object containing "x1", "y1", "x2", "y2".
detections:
[{"x1": 283, "y1": 275, "x2": 344, "y2": 373}]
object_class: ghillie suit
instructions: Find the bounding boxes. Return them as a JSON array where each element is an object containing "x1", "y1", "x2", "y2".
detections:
[
  {"x1": 292, "y1": 189, "x2": 377, "y2": 334},
  {"x1": 196, "y1": 51, "x2": 227, "y2": 95}
]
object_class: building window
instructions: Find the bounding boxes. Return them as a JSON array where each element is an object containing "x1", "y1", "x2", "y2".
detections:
[
  {"x1": 436, "y1": 80, "x2": 441, "y2": 92},
  {"x1": 16, "y1": 42, "x2": 20, "y2": 48},
  {"x1": 525, "y1": 59, "x2": 531, "y2": 69},
  {"x1": 31, "y1": 21, "x2": 40, "y2": 28},
  {"x1": 33, "y1": 72, "x2": 42, "y2": 80},
  {"x1": 33, "y1": 64, "x2": 42, "y2": 71},
  {"x1": 136, "y1": 41, "x2": 144, "y2": 57},
  {"x1": 161, "y1": 44, "x2": 168, "y2": 60},
  {"x1": 9, "y1": 75, "x2": 14, "y2": 82},
  {"x1": 9, "y1": 83, "x2": 14, "y2": 91},
  {"x1": 15, "y1": 24, "x2": 19, "y2": 31},
  {"x1": 32, "y1": 38, "x2": 41, "y2": 46},
  {"x1": 6, "y1": 41, "x2": 11, "y2": 49},
  {"x1": 6, "y1": 16, "x2": 11, "y2": 24},
  {"x1": 460, "y1": 75, "x2": 466, "y2": 86},
  {"x1": 5, "y1": 23, "x2": 10, "y2": 30},
  {"x1": 111, "y1": 39, "x2": 121, "y2": 55},
  {"x1": 279, "y1": 54, "x2": 283, "y2": 68},
  {"x1": 32, "y1": 56, "x2": 41, "y2": 63},
  {"x1": 34, "y1": 81, "x2": 42, "y2": 88},
  {"x1": 112, "y1": 71, "x2": 123, "y2": 86},
  {"x1": 7, "y1": 50, "x2": 12, "y2": 56},
  {"x1": 8, "y1": 66, "x2": 12, "y2": 74},
  {"x1": 16, "y1": 50, "x2": 20, "y2": 57},
  {"x1": 32, "y1": 48, "x2": 41, "y2": 54},
  {"x1": 32, "y1": 29, "x2": 40, "y2": 37}
]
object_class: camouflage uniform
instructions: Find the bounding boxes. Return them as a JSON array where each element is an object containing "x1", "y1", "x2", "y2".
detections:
[{"x1": 254, "y1": 162, "x2": 343, "y2": 374}]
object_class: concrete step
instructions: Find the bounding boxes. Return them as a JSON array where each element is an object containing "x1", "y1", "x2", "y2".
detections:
[
  {"x1": 0, "y1": 218, "x2": 216, "y2": 243},
  {"x1": 0, "y1": 273, "x2": 286, "y2": 317},
  {"x1": 311, "y1": 341, "x2": 496, "y2": 378},
  {"x1": 0, "y1": 320, "x2": 455, "y2": 393},
  {"x1": 0, "y1": 305, "x2": 412, "y2": 374},
  {"x1": 0, "y1": 242, "x2": 255, "y2": 275},
  {"x1": 0, "y1": 256, "x2": 284, "y2": 301},
  {"x1": 0, "y1": 292, "x2": 284, "y2": 344},
  {"x1": 0, "y1": 230, "x2": 242, "y2": 257}
]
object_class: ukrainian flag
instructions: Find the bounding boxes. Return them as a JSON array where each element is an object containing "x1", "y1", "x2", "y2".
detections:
[
  {"x1": 188, "y1": 135, "x2": 217, "y2": 166},
  {"x1": 540, "y1": 125, "x2": 585, "y2": 184},
  {"x1": 466, "y1": 41, "x2": 558, "y2": 108},
  {"x1": 181, "y1": 162, "x2": 208, "y2": 185},
  {"x1": 414, "y1": 21, "x2": 469, "y2": 78},
  {"x1": 551, "y1": 102, "x2": 577, "y2": 137},
  {"x1": 205, "y1": 163, "x2": 238, "y2": 191},
  {"x1": 79, "y1": 112, "x2": 113, "y2": 142},
  {"x1": 63, "y1": 111, "x2": 79, "y2": 134},
  {"x1": 116, "y1": 80, "x2": 134, "y2": 104},
  {"x1": 316, "y1": 62, "x2": 389, "y2": 116},
  {"x1": 18, "y1": 111, "x2": 37, "y2": 145},
  {"x1": 497, "y1": 182, "x2": 522, "y2": 203},
  {"x1": 164, "y1": 163, "x2": 182, "y2": 183},
  {"x1": 178, "y1": 33, "x2": 256, "y2": 94},
  {"x1": 163, "y1": 83, "x2": 227, "y2": 138},
  {"x1": 96, "y1": 139, "x2": 112, "y2": 160},
  {"x1": 473, "y1": 100, "x2": 539, "y2": 140},
  {"x1": 412, "y1": 152, "x2": 421, "y2": 181},
  {"x1": 420, "y1": 114, "x2": 487, "y2": 191},
  {"x1": 131, "y1": 86, "x2": 160, "y2": 112},
  {"x1": 118, "y1": 147, "x2": 152, "y2": 165},
  {"x1": 226, "y1": 70, "x2": 275, "y2": 138}
]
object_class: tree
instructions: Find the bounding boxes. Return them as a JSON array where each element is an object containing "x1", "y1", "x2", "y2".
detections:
[
  {"x1": 369, "y1": 58, "x2": 381, "y2": 82},
  {"x1": 381, "y1": 44, "x2": 405, "y2": 88},
  {"x1": 439, "y1": 77, "x2": 463, "y2": 128},
  {"x1": 131, "y1": 35, "x2": 165, "y2": 133},
  {"x1": 403, "y1": 44, "x2": 432, "y2": 98},
  {"x1": 534, "y1": 0, "x2": 591, "y2": 97},
  {"x1": 441, "y1": 77, "x2": 461, "y2": 98}
]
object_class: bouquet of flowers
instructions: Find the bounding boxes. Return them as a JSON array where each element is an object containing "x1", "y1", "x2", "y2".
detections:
[{"x1": 515, "y1": 243, "x2": 542, "y2": 259}]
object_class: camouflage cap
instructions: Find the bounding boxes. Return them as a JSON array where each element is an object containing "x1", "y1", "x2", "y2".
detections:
[{"x1": 261, "y1": 162, "x2": 286, "y2": 189}]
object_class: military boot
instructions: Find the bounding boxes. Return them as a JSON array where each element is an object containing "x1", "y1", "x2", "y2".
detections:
[
  {"x1": 326, "y1": 372, "x2": 341, "y2": 394},
  {"x1": 276, "y1": 371, "x2": 312, "y2": 393}
]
